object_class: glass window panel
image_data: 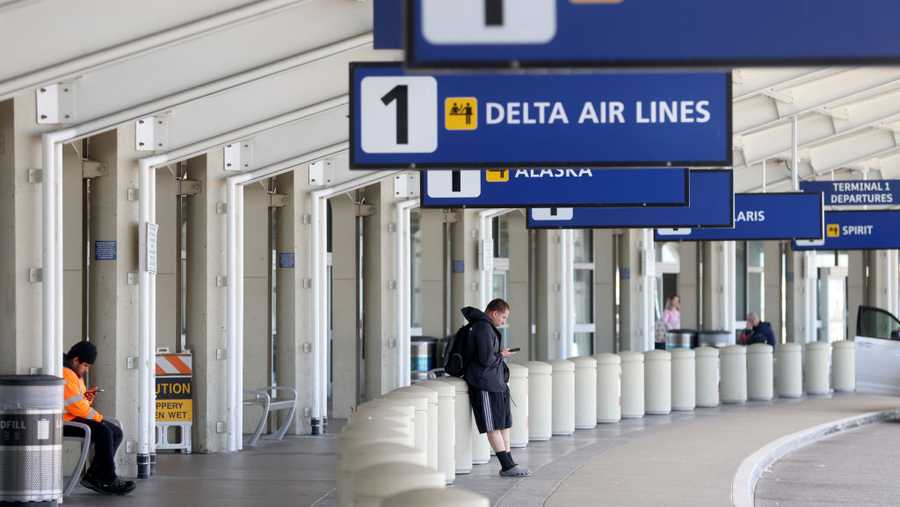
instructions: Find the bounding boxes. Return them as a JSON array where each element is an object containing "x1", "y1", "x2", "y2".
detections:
[
  {"x1": 817, "y1": 252, "x2": 837, "y2": 268},
  {"x1": 748, "y1": 241, "x2": 764, "y2": 268},
  {"x1": 573, "y1": 230, "x2": 593, "y2": 263},
  {"x1": 492, "y1": 216, "x2": 510, "y2": 259},
  {"x1": 748, "y1": 272, "x2": 764, "y2": 318},
  {"x1": 493, "y1": 272, "x2": 507, "y2": 300},
  {"x1": 574, "y1": 269, "x2": 593, "y2": 324},
  {"x1": 573, "y1": 332, "x2": 594, "y2": 357},
  {"x1": 736, "y1": 242, "x2": 747, "y2": 319},
  {"x1": 410, "y1": 211, "x2": 423, "y2": 329}
]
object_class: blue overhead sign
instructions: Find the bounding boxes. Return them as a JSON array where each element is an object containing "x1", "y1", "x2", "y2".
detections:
[
  {"x1": 527, "y1": 170, "x2": 733, "y2": 230},
  {"x1": 799, "y1": 180, "x2": 900, "y2": 207},
  {"x1": 420, "y1": 168, "x2": 689, "y2": 208},
  {"x1": 406, "y1": 0, "x2": 900, "y2": 68},
  {"x1": 374, "y1": 0, "x2": 404, "y2": 49},
  {"x1": 655, "y1": 193, "x2": 824, "y2": 242},
  {"x1": 350, "y1": 63, "x2": 732, "y2": 169},
  {"x1": 793, "y1": 211, "x2": 900, "y2": 251}
]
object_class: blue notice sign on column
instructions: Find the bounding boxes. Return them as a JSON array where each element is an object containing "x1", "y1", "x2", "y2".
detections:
[
  {"x1": 95, "y1": 240, "x2": 117, "y2": 261},
  {"x1": 793, "y1": 210, "x2": 900, "y2": 251},
  {"x1": 800, "y1": 180, "x2": 900, "y2": 207},
  {"x1": 278, "y1": 252, "x2": 295, "y2": 269},
  {"x1": 351, "y1": 63, "x2": 731, "y2": 169},
  {"x1": 655, "y1": 193, "x2": 824, "y2": 242}
]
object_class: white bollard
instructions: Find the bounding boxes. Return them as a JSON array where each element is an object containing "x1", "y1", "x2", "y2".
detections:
[
  {"x1": 394, "y1": 386, "x2": 439, "y2": 471},
  {"x1": 594, "y1": 353, "x2": 621, "y2": 423},
  {"x1": 507, "y1": 364, "x2": 529, "y2": 448},
  {"x1": 352, "y1": 462, "x2": 445, "y2": 507},
  {"x1": 720, "y1": 345, "x2": 748, "y2": 404},
  {"x1": 436, "y1": 376, "x2": 473, "y2": 475},
  {"x1": 805, "y1": 342, "x2": 832, "y2": 395},
  {"x1": 671, "y1": 348, "x2": 695, "y2": 412},
  {"x1": 549, "y1": 359, "x2": 576, "y2": 435},
  {"x1": 832, "y1": 341, "x2": 856, "y2": 393},
  {"x1": 472, "y1": 420, "x2": 491, "y2": 465},
  {"x1": 526, "y1": 361, "x2": 553, "y2": 441},
  {"x1": 382, "y1": 487, "x2": 490, "y2": 507},
  {"x1": 336, "y1": 443, "x2": 425, "y2": 507},
  {"x1": 747, "y1": 344, "x2": 774, "y2": 401},
  {"x1": 418, "y1": 380, "x2": 457, "y2": 484},
  {"x1": 775, "y1": 343, "x2": 803, "y2": 398},
  {"x1": 695, "y1": 346, "x2": 720, "y2": 408},
  {"x1": 385, "y1": 390, "x2": 432, "y2": 468},
  {"x1": 571, "y1": 357, "x2": 597, "y2": 430},
  {"x1": 339, "y1": 422, "x2": 414, "y2": 457},
  {"x1": 620, "y1": 352, "x2": 645, "y2": 418},
  {"x1": 644, "y1": 350, "x2": 672, "y2": 415}
]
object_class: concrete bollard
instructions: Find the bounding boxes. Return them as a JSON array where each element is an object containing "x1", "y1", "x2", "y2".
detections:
[
  {"x1": 720, "y1": 345, "x2": 748, "y2": 404},
  {"x1": 695, "y1": 346, "x2": 720, "y2": 408},
  {"x1": 805, "y1": 342, "x2": 832, "y2": 395},
  {"x1": 385, "y1": 390, "x2": 432, "y2": 468},
  {"x1": 594, "y1": 353, "x2": 621, "y2": 423},
  {"x1": 352, "y1": 462, "x2": 445, "y2": 507},
  {"x1": 394, "y1": 386, "x2": 439, "y2": 471},
  {"x1": 472, "y1": 421, "x2": 491, "y2": 465},
  {"x1": 336, "y1": 443, "x2": 425, "y2": 507},
  {"x1": 526, "y1": 361, "x2": 553, "y2": 441},
  {"x1": 832, "y1": 341, "x2": 856, "y2": 393},
  {"x1": 747, "y1": 344, "x2": 774, "y2": 401},
  {"x1": 418, "y1": 380, "x2": 457, "y2": 484},
  {"x1": 571, "y1": 356, "x2": 598, "y2": 430},
  {"x1": 549, "y1": 359, "x2": 576, "y2": 435},
  {"x1": 382, "y1": 487, "x2": 490, "y2": 507},
  {"x1": 507, "y1": 364, "x2": 529, "y2": 448},
  {"x1": 671, "y1": 348, "x2": 696, "y2": 411},
  {"x1": 436, "y1": 376, "x2": 473, "y2": 475},
  {"x1": 620, "y1": 352, "x2": 645, "y2": 418},
  {"x1": 338, "y1": 426, "x2": 414, "y2": 466},
  {"x1": 775, "y1": 343, "x2": 803, "y2": 398},
  {"x1": 644, "y1": 350, "x2": 672, "y2": 415}
]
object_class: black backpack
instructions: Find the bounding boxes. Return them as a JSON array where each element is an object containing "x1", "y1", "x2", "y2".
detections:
[{"x1": 443, "y1": 323, "x2": 473, "y2": 377}]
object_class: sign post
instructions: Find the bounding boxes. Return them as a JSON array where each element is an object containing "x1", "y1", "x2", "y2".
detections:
[{"x1": 351, "y1": 63, "x2": 732, "y2": 169}]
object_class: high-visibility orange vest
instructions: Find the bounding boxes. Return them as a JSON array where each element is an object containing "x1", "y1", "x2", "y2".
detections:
[{"x1": 63, "y1": 367, "x2": 103, "y2": 423}]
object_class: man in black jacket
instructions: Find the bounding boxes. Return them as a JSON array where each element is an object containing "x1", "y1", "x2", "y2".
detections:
[
  {"x1": 743, "y1": 312, "x2": 777, "y2": 347},
  {"x1": 462, "y1": 299, "x2": 529, "y2": 477}
]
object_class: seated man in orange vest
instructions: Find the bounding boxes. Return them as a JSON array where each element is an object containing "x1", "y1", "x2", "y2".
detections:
[{"x1": 62, "y1": 342, "x2": 136, "y2": 495}]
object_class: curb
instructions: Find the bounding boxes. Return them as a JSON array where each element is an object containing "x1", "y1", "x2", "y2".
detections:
[{"x1": 731, "y1": 407, "x2": 900, "y2": 507}]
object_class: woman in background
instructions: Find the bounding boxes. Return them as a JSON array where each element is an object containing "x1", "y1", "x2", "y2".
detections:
[{"x1": 663, "y1": 294, "x2": 681, "y2": 331}]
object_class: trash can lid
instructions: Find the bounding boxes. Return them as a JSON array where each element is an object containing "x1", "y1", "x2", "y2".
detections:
[
  {"x1": 507, "y1": 363, "x2": 529, "y2": 378},
  {"x1": 382, "y1": 487, "x2": 490, "y2": 507},
  {"x1": 548, "y1": 359, "x2": 575, "y2": 372},
  {"x1": 644, "y1": 350, "x2": 671, "y2": 362},
  {"x1": 0, "y1": 375, "x2": 63, "y2": 386},
  {"x1": 592, "y1": 353, "x2": 621, "y2": 365},
  {"x1": 353, "y1": 462, "x2": 446, "y2": 498},
  {"x1": 833, "y1": 340, "x2": 855, "y2": 350},
  {"x1": 619, "y1": 351, "x2": 644, "y2": 363},
  {"x1": 417, "y1": 380, "x2": 455, "y2": 397},
  {"x1": 569, "y1": 356, "x2": 597, "y2": 368},
  {"x1": 694, "y1": 346, "x2": 720, "y2": 357},
  {"x1": 748, "y1": 344, "x2": 773, "y2": 354},
  {"x1": 670, "y1": 348, "x2": 695, "y2": 359},
  {"x1": 525, "y1": 361, "x2": 553, "y2": 374},
  {"x1": 721, "y1": 345, "x2": 747, "y2": 355}
]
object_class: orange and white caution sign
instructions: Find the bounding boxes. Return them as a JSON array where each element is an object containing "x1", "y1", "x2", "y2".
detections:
[{"x1": 156, "y1": 353, "x2": 193, "y2": 376}]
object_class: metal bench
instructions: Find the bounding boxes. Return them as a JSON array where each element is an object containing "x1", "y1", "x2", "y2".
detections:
[
  {"x1": 62, "y1": 421, "x2": 92, "y2": 497},
  {"x1": 242, "y1": 386, "x2": 298, "y2": 447}
]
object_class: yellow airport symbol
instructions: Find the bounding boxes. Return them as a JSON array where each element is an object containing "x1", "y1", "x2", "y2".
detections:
[
  {"x1": 486, "y1": 169, "x2": 509, "y2": 182},
  {"x1": 445, "y1": 98, "x2": 478, "y2": 131},
  {"x1": 827, "y1": 224, "x2": 840, "y2": 238}
]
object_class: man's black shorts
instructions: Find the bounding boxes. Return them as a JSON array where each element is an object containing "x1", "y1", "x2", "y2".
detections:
[{"x1": 470, "y1": 388, "x2": 512, "y2": 434}]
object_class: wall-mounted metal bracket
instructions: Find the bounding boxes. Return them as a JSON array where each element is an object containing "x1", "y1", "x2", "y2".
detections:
[
  {"x1": 177, "y1": 179, "x2": 202, "y2": 196},
  {"x1": 27, "y1": 268, "x2": 42, "y2": 283},
  {"x1": 393, "y1": 174, "x2": 419, "y2": 198},
  {"x1": 355, "y1": 204, "x2": 376, "y2": 217},
  {"x1": 268, "y1": 193, "x2": 288, "y2": 208},
  {"x1": 308, "y1": 159, "x2": 334, "y2": 186},
  {"x1": 36, "y1": 81, "x2": 77, "y2": 124},
  {"x1": 135, "y1": 115, "x2": 170, "y2": 151},
  {"x1": 216, "y1": 202, "x2": 228, "y2": 215},
  {"x1": 82, "y1": 160, "x2": 107, "y2": 179},
  {"x1": 224, "y1": 140, "x2": 253, "y2": 171},
  {"x1": 28, "y1": 169, "x2": 42, "y2": 184}
]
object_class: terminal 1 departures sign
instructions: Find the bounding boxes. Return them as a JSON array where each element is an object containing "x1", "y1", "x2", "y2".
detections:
[
  {"x1": 420, "y1": 168, "x2": 689, "y2": 208},
  {"x1": 405, "y1": 0, "x2": 900, "y2": 68},
  {"x1": 527, "y1": 169, "x2": 733, "y2": 229},
  {"x1": 655, "y1": 193, "x2": 824, "y2": 242},
  {"x1": 350, "y1": 63, "x2": 731, "y2": 169},
  {"x1": 799, "y1": 180, "x2": 900, "y2": 207},
  {"x1": 793, "y1": 210, "x2": 900, "y2": 251}
]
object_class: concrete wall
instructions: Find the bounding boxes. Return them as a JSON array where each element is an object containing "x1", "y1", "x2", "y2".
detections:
[
  {"x1": 155, "y1": 170, "x2": 179, "y2": 352},
  {"x1": 676, "y1": 242, "x2": 699, "y2": 330},
  {"x1": 594, "y1": 230, "x2": 616, "y2": 354},
  {"x1": 848, "y1": 251, "x2": 865, "y2": 337},
  {"x1": 417, "y1": 209, "x2": 446, "y2": 338},
  {"x1": 330, "y1": 195, "x2": 358, "y2": 418},
  {"x1": 62, "y1": 144, "x2": 83, "y2": 350},
  {"x1": 242, "y1": 183, "x2": 270, "y2": 433},
  {"x1": 763, "y1": 241, "x2": 783, "y2": 340},
  {"x1": 274, "y1": 172, "x2": 295, "y2": 431},
  {"x1": 505, "y1": 211, "x2": 530, "y2": 356}
]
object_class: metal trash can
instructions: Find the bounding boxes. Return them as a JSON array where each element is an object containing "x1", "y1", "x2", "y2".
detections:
[
  {"x1": 411, "y1": 337, "x2": 439, "y2": 383},
  {"x1": 0, "y1": 375, "x2": 64, "y2": 506}
]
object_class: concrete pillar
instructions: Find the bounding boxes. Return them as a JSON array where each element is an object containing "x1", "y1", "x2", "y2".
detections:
[
  {"x1": 868, "y1": 250, "x2": 900, "y2": 318},
  {"x1": 451, "y1": 210, "x2": 481, "y2": 331},
  {"x1": 154, "y1": 170, "x2": 178, "y2": 351},
  {"x1": 331, "y1": 195, "x2": 358, "y2": 418},
  {"x1": 274, "y1": 172, "x2": 297, "y2": 433},
  {"x1": 535, "y1": 230, "x2": 568, "y2": 359},
  {"x1": 676, "y1": 242, "x2": 699, "y2": 330},
  {"x1": 186, "y1": 152, "x2": 230, "y2": 451},
  {"x1": 619, "y1": 229, "x2": 654, "y2": 352},
  {"x1": 418, "y1": 209, "x2": 446, "y2": 338},
  {"x1": 786, "y1": 248, "x2": 817, "y2": 343},
  {"x1": 848, "y1": 251, "x2": 865, "y2": 337},
  {"x1": 242, "y1": 183, "x2": 270, "y2": 433},
  {"x1": 594, "y1": 230, "x2": 615, "y2": 353},
  {"x1": 506, "y1": 212, "x2": 530, "y2": 355},
  {"x1": 366, "y1": 180, "x2": 400, "y2": 398},
  {"x1": 702, "y1": 242, "x2": 736, "y2": 332},
  {"x1": 86, "y1": 127, "x2": 141, "y2": 476},
  {"x1": 62, "y1": 144, "x2": 83, "y2": 351},
  {"x1": 763, "y1": 242, "x2": 783, "y2": 339}
]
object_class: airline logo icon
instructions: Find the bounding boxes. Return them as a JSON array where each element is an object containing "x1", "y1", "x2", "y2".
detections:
[
  {"x1": 486, "y1": 169, "x2": 509, "y2": 182},
  {"x1": 531, "y1": 208, "x2": 574, "y2": 221},
  {"x1": 426, "y1": 170, "x2": 482, "y2": 198},
  {"x1": 827, "y1": 224, "x2": 840, "y2": 238}
]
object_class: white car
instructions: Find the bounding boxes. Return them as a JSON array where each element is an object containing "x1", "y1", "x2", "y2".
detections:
[{"x1": 855, "y1": 305, "x2": 900, "y2": 395}]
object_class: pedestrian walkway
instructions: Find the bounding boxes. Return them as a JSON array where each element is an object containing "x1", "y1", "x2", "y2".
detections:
[
  {"x1": 756, "y1": 419, "x2": 900, "y2": 507},
  {"x1": 62, "y1": 394, "x2": 899, "y2": 507}
]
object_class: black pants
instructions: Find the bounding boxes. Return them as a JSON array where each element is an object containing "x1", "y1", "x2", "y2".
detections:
[{"x1": 63, "y1": 418, "x2": 123, "y2": 481}]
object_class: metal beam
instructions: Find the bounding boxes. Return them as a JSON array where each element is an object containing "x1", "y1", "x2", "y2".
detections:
[{"x1": 733, "y1": 68, "x2": 845, "y2": 102}]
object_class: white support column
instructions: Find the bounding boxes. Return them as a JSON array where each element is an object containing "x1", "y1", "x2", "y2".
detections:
[
  {"x1": 619, "y1": 229, "x2": 655, "y2": 352},
  {"x1": 395, "y1": 199, "x2": 419, "y2": 388},
  {"x1": 702, "y1": 242, "x2": 736, "y2": 332},
  {"x1": 869, "y1": 250, "x2": 900, "y2": 318},
  {"x1": 787, "y1": 248, "x2": 818, "y2": 343}
]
